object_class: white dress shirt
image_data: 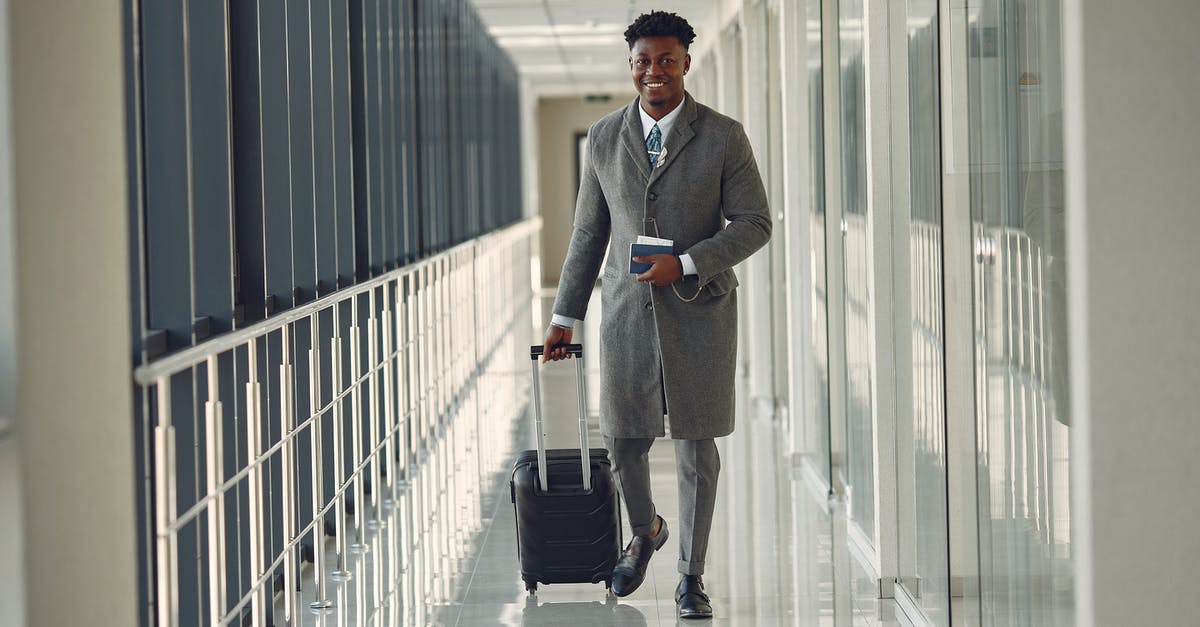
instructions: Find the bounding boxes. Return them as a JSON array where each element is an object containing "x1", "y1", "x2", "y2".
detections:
[{"x1": 552, "y1": 99, "x2": 697, "y2": 330}]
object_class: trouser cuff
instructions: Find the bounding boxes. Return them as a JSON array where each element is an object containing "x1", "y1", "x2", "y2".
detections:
[
  {"x1": 678, "y1": 559, "x2": 705, "y2": 576},
  {"x1": 631, "y1": 512, "x2": 660, "y2": 537}
]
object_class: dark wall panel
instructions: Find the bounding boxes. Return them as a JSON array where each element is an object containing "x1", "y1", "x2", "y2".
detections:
[
  {"x1": 288, "y1": 0, "x2": 317, "y2": 305},
  {"x1": 260, "y1": 0, "x2": 296, "y2": 314},
  {"x1": 131, "y1": 0, "x2": 523, "y2": 622},
  {"x1": 311, "y1": 0, "x2": 338, "y2": 295}
]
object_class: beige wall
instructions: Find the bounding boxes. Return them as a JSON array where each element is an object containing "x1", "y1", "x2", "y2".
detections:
[
  {"x1": 12, "y1": 1, "x2": 138, "y2": 626},
  {"x1": 1065, "y1": 1, "x2": 1200, "y2": 625},
  {"x1": 537, "y1": 96, "x2": 628, "y2": 286}
]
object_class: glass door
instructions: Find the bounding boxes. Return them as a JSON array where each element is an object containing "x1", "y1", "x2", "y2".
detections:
[
  {"x1": 808, "y1": 0, "x2": 832, "y2": 487},
  {"x1": 838, "y1": 0, "x2": 875, "y2": 547},
  {"x1": 895, "y1": 0, "x2": 952, "y2": 623},
  {"x1": 966, "y1": 0, "x2": 1073, "y2": 623}
]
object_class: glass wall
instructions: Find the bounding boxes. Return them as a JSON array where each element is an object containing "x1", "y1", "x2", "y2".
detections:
[
  {"x1": 808, "y1": 0, "x2": 832, "y2": 486},
  {"x1": 838, "y1": 0, "x2": 875, "y2": 542},
  {"x1": 898, "y1": 0, "x2": 951, "y2": 623},
  {"x1": 966, "y1": 0, "x2": 1073, "y2": 623}
]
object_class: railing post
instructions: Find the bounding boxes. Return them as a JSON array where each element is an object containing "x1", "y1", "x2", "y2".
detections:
[
  {"x1": 154, "y1": 377, "x2": 178, "y2": 627},
  {"x1": 203, "y1": 356, "x2": 226, "y2": 625},
  {"x1": 245, "y1": 338, "x2": 266, "y2": 626},
  {"x1": 349, "y1": 295, "x2": 369, "y2": 553},
  {"x1": 330, "y1": 303, "x2": 352, "y2": 581},
  {"x1": 279, "y1": 325, "x2": 297, "y2": 623},
  {"x1": 367, "y1": 287, "x2": 383, "y2": 532},
  {"x1": 382, "y1": 282, "x2": 397, "y2": 499},
  {"x1": 308, "y1": 315, "x2": 333, "y2": 611}
]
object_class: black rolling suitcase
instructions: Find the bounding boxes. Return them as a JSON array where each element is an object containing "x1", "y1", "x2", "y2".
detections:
[{"x1": 511, "y1": 344, "x2": 622, "y2": 594}]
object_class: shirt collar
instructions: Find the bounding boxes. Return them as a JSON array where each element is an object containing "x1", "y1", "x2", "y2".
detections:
[{"x1": 638, "y1": 98, "x2": 684, "y2": 143}]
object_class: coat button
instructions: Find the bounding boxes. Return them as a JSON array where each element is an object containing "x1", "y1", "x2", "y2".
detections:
[
  {"x1": 648, "y1": 192, "x2": 658, "y2": 201},
  {"x1": 644, "y1": 301, "x2": 653, "y2": 310}
]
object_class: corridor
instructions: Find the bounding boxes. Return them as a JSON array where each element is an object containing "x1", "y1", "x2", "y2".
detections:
[
  {"x1": 2, "y1": 1, "x2": 1199, "y2": 626},
  {"x1": 274, "y1": 293, "x2": 899, "y2": 626}
]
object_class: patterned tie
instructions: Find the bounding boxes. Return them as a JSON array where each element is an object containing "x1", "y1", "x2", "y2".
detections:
[{"x1": 646, "y1": 123, "x2": 662, "y2": 167}]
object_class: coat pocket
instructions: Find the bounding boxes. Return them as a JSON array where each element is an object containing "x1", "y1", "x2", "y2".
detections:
[{"x1": 703, "y1": 268, "x2": 740, "y2": 296}]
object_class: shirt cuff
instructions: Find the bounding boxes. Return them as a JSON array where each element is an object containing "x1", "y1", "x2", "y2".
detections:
[
  {"x1": 679, "y1": 254, "x2": 698, "y2": 277},
  {"x1": 550, "y1": 314, "x2": 578, "y2": 329}
]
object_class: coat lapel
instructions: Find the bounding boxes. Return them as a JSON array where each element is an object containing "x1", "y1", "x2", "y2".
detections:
[
  {"x1": 619, "y1": 100, "x2": 652, "y2": 181},
  {"x1": 648, "y1": 93, "x2": 699, "y2": 186}
]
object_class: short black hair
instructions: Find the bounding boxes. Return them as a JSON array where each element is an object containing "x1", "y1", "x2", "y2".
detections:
[{"x1": 624, "y1": 11, "x2": 696, "y2": 50}]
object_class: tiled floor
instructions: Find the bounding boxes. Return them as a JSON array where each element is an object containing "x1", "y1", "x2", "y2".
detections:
[{"x1": 282, "y1": 294, "x2": 903, "y2": 626}]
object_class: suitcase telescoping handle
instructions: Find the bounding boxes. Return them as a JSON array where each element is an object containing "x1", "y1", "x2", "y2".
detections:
[{"x1": 529, "y1": 344, "x2": 591, "y2": 493}]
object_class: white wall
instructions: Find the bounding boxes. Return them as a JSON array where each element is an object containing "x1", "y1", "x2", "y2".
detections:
[
  {"x1": 537, "y1": 95, "x2": 627, "y2": 286},
  {"x1": 1065, "y1": 2, "x2": 1200, "y2": 625},
  {"x1": 12, "y1": 1, "x2": 138, "y2": 625}
]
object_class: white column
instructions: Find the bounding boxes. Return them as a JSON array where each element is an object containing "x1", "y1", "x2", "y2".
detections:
[
  {"x1": 12, "y1": 1, "x2": 138, "y2": 627},
  {"x1": 1064, "y1": 2, "x2": 1200, "y2": 625}
]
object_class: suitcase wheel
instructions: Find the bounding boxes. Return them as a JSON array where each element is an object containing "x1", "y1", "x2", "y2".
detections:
[{"x1": 524, "y1": 580, "x2": 537, "y2": 594}]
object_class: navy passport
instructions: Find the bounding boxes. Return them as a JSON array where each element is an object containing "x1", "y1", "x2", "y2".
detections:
[{"x1": 629, "y1": 243, "x2": 674, "y2": 274}]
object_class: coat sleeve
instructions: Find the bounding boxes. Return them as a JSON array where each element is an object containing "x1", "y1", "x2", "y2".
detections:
[
  {"x1": 551, "y1": 124, "x2": 611, "y2": 321},
  {"x1": 682, "y1": 121, "x2": 772, "y2": 285}
]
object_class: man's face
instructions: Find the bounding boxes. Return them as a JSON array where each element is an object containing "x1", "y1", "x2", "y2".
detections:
[{"x1": 629, "y1": 36, "x2": 690, "y2": 111}]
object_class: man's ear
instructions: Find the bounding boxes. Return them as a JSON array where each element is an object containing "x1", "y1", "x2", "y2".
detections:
[{"x1": 684, "y1": 54, "x2": 692, "y2": 74}]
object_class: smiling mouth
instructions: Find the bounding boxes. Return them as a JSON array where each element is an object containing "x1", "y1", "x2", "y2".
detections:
[{"x1": 643, "y1": 82, "x2": 666, "y2": 89}]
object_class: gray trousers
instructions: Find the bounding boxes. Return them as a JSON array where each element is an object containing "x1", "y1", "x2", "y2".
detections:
[{"x1": 605, "y1": 436, "x2": 721, "y2": 576}]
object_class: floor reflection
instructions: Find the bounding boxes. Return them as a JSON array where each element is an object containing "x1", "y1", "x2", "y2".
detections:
[{"x1": 278, "y1": 293, "x2": 903, "y2": 626}]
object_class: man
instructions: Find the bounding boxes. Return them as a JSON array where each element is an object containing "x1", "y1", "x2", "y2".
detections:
[{"x1": 541, "y1": 10, "x2": 770, "y2": 620}]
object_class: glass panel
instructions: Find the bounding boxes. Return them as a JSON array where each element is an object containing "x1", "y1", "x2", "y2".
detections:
[
  {"x1": 967, "y1": 0, "x2": 1073, "y2": 624},
  {"x1": 839, "y1": 0, "x2": 874, "y2": 539},
  {"x1": 901, "y1": 0, "x2": 950, "y2": 623},
  {"x1": 808, "y1": 0, "x2": 831, "y2": 485}
]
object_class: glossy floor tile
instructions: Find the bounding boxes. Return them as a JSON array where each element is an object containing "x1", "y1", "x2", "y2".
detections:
[{"x1": 277, "y1": 295, "x2": 903, "y2": 626}]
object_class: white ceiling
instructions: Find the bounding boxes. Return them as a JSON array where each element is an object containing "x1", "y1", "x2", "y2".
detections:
[{"x1": 469, "y1": 0, "x2": 717, "y2": 96}]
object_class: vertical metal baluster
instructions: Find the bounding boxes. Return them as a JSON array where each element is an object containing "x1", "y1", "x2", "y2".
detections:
[
  {"x1": 349, "y1": 296, "x2": 369, "y2": 553},
  {"x1": 382, "y1": 283, "x2": 397, "y2": 501},
  {"x1": 280, "y1": 325, "x2": 297, "y2": 623},
  {"x1": 309, "y1": 314, "x2": 334, "y2": 610},
  {"x1": 203, "y1": 356, "x2": 226, "y2": 625},
  {"x1": 444, "y1": 258, "x2": 452, "y2": 420},
  {"x1": 415, "y1": 269, "x2": 426, "y2": 453},
  {"x1": 367, "y1": 288, "x2": 382, "y2": 531},
  {"x1": 398, "y1": 278, "x2": 412, "y2": 482},
  {"x1": 406, "y1": 274, "x2": 417, "y2": 475},
  {"x1": 430, "y1": 263, "x2": 438, "y2": 445},
  {"x1": 330, "y1": 303, "x2": 352, "y2": 581},
  {"x1": 367, "y1": 289, "x2": 385, "y2": 613},
  {"x1": 245, "y1": 338, "x2": 265, "y2": 626},
  {"x1": 154, "y1": 378, "x2": 178, "y2": 627},
  {"x1": 440, "y1": 259, "x2": 450, "y2": 425}
]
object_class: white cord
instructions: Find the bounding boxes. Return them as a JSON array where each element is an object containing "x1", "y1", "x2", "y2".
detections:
[{"x1": 646, "y1": 218, "x2": 705, "y2": 303}]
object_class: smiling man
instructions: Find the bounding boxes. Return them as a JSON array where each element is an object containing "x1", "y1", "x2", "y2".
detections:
[{"x1": 541, "y1": 11, "x2": 771, "y2": 619}]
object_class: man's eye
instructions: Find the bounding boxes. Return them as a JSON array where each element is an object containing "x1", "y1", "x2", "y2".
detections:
[{"x1": 661, "y1": 59, "x2": 675, "y2": 65}]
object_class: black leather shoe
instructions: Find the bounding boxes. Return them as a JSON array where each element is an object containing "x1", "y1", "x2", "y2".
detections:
[
  {"x1": 610, "y1": 516, "x2": 669, "y2": 597},
  {"x1": 675, "y1": 575, "x2": 713, "y2": 619}
]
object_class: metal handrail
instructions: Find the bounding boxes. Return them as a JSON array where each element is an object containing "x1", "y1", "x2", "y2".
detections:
[
  {"x1": 134, "y1": 218, "x2": 539, "y2": 385},
  {"x1": 139, "y1": 216, "x2": 540, "y2": 627},
  {"x1": 163, "y1": 293, "x2": 532, "y2": 536}
]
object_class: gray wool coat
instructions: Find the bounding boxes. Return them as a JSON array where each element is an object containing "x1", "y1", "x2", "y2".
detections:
[{"x1": 552, "y1": 93, "x2": 771, "y2": 439}]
